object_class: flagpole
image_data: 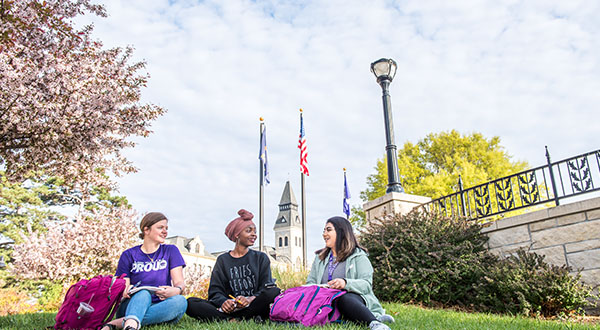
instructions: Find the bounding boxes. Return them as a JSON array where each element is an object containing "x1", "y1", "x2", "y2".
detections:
[
  {"x1": 301, "y1": 172, "x2": 306, "y2": 269},
  {"x1": 259, "y1": 118, "x2": 265, "y2": 252},
  {"x1": 299, "y1": 109, "x2": 308, "y2": 269}
]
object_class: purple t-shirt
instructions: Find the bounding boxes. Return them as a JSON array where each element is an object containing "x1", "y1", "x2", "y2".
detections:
[{"x1": 116, "y1": 244, "x2": 186, "y2": 302}]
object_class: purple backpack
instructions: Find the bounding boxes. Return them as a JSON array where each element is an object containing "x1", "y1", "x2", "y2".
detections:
[
  {"x1": 54, "y1": 274, "x2": 126, "y2": 330},
  {"x1": 269, "y1": 285, "x2": 347, "y2": 326}
]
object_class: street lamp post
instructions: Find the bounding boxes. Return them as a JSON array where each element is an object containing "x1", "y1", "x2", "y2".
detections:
[{"x1": 371, "y1": 58, "x2": 404, "y2": 193}]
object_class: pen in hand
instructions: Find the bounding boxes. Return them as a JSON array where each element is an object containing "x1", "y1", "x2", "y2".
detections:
[
  {"x1": 130, "y1": 281, "x2": 141, "y2": 293},
  {"x1": 228, "y1": 294, "x2": 244, "y2": 305}
]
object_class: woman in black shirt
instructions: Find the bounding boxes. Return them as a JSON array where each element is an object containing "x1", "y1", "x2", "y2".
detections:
[{"x1": 186, "y1": 209, "x2": 280, "y2": 322}]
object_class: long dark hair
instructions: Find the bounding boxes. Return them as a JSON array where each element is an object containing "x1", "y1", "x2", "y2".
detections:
[{"x1": 316, "y1": 216, "x2": 365, "y2": 262}]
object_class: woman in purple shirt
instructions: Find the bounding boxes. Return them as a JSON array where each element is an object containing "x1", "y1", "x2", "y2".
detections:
[{"x1": 101, "y1": 212, "x2": 187, "y2": 330}]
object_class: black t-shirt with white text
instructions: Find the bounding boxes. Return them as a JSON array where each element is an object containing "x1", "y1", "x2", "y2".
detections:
[{"x1": 208, "y1": 249, "x2": 272, "y2": 307}]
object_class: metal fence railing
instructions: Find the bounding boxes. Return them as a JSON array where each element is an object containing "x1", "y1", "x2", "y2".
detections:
[{"x1": 421, "y1": 147, "x2": 600, "y2": 220}]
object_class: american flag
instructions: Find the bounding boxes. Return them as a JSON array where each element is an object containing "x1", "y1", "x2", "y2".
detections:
[{"x1": 298, "y1": 113, "x2": 309, "y2": 176}]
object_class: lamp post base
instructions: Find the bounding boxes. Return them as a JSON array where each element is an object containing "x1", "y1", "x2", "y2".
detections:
[{"x1": 386, "y1": 183, "x2": 404, "y2": 194}]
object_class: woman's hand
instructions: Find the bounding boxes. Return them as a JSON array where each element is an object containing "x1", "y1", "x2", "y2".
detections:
[
  {"x1": 327, "y1": 278, "x2": 346, "y2": 290},
  {"x1": 234, "y1": 295, "x2": 254, "y2": 308},
  {"x1": 122, "y1": 278, "x2": 132, "y2": 299},
  {"x1": 155, "y1": 286, "x2": 181, "y2": 300},
  {"x1": 221, "y1": 299, "x2": 236, "y2": 314}
]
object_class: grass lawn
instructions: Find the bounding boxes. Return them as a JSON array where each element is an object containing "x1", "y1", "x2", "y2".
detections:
[{"x1": 1, "y1": 303, "x2": 598, "y2": 329}]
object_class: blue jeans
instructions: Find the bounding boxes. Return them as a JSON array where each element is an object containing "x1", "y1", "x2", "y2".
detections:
[{"x1": 116, "y1": 290, "x2": 187, "y2": 327}]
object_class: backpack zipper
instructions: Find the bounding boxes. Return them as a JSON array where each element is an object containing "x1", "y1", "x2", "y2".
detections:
[
  {"x1": 293, "y1": 293, "x2": 305, "y2": 311},
  {"x1": 108, "y1": 275, "x2": 117, "y2": 301},
  {"x1": 304, "y1": 286, "x2": 320, "y2": 315}
]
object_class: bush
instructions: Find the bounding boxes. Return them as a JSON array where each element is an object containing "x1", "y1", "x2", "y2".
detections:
[
  {"x1": 1, "y1": 279, "x2": 68, "y2": 313},
  {"x1": 361, "y1": 211, "x2": 494, "y2": 306},
  {"x1": 0, "y1": 288, "x2": 38, "y2": 316},
  {"x1": 26, "y1": 281, "x2": 67, "y2": 313},
  {"x1": 473, "y1": 249, "x2": 593, "y2": 316},
  {"x1": 184, "y1": 265, "x2": 209, "y2": 299},
  {"x1": 361, "y1": 210, "x2": 595, "y2": 316},
  {"x1": 272, "y1": 266, "x2": 309, "y2": 291}
]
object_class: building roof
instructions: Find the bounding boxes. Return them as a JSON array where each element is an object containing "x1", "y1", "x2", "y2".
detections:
[
  {"x1": 275, "y1": 181, "x2": 301, "y2": 228},
  {"x1": 279, "y1": 181, "x2": 298, "y2": 206},
  {"x1": 166, "y1": 235, "x2": 212, "y2": 257}
]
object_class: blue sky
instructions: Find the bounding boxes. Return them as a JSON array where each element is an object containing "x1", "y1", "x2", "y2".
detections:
[{"x1": 79, "y1": 0, "x2": 599, "y2": 255}]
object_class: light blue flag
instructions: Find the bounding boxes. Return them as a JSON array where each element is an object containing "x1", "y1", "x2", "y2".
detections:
[
  {"x1": 343, "y1": 171, "x2": 351, "y2": 217},
  {"x1": 259, "y1": 125, "x2": 270, "y2": 185}
]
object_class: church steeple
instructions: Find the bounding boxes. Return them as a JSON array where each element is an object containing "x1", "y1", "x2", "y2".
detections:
[
  {"x1": 273, "y1": 181, "x2": 303, "y2": 269},
  {"x1": 274, "y1": 181, "x2": 300, "y2": 228}
]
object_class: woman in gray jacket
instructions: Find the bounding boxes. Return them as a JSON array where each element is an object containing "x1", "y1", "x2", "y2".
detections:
[{"x1": 306, "y1": 216, "x2": 394, "y2": 330}]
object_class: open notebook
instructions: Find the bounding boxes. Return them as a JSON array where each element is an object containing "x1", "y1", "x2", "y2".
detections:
[{"x1": 129, "y1": 286, "x2": 162, "y2": 295}]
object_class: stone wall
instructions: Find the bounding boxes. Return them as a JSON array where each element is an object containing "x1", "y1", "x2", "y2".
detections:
[
  {"x1": 363, "y1": 192, "x2": 431, "y2": 221},
  {"x1": 481, "y1": 197, "x2": 600, "y2": 291}
]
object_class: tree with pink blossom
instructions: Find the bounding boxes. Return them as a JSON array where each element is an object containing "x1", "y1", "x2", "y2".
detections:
[
  {"x1": 0, "y1": 0, "x2": 165, "y2": 190},
  {"x1": 11, "y1": 206, "x2": 139, "y2": 283},
  {"x1": 184, "y1": 264, "x2": 209, "y2": 298}
]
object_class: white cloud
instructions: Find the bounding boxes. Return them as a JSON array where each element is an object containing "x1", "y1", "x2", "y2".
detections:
[{"x1": 78, "y1": 0, "x2": 600, "y2": 256}]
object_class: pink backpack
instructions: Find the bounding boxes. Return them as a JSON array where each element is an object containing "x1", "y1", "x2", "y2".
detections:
[
  {"x1": 269, "y1": 285, "x2": 347, "y2": 326},
  {"x1": 54, "y1": 274, "x2": 126, "y2": 330}
]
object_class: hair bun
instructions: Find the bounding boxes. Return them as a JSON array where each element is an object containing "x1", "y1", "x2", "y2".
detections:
[{"x1": 237, "y1": 209, "x2": 254, "y2": 221}]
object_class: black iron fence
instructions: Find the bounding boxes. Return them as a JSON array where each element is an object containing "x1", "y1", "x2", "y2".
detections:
[{"x1": 422, "y1": 147, "x2": 600, "y2": 220}]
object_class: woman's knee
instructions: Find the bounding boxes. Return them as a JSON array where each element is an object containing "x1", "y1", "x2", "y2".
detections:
[
  {"x1": 124, "y1": 290, "x2": 153, "y2": 316},
  {"x1": 336, "y1": 292, "x2": 367, "y2": 311},
  {"x1": 169, "y1": 295, "x2": 188, "y2": 321},
  {"x1": 171, "y1": 295, "x2": 188, "y2": 312},
  {"x1": 129, "y1": 289, "x2": 153, "y2": 303},
  {"x1": 186, "y1": 297, "x2": 210, "y2": 316},
  {"x1": 264, "y1": 287, "x2": 281, "y2": 300},
  {"x1": 185, "y1": 297, "x2": 223, "y2": 321}
]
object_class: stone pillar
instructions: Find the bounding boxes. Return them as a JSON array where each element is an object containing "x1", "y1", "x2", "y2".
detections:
[{"x1": 364, "y1": 192, "x2": 431, "y2": 222}]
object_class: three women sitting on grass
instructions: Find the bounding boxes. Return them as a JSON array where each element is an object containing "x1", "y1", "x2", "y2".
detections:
[{"x1": 103, "y1": 210, "x2": 393, "y2": 329}]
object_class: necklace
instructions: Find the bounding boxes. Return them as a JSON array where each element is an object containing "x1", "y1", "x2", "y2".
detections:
[{"x1": 143, "y1": 246, "x2": 160, "y2": 262}]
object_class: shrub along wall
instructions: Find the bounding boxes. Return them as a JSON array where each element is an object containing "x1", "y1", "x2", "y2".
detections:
[
  {"x1": 361, "y1": 210, "x2": 595, "y2": 316},
  {"x1": 482, "y1": 196, "x2": 600, "y2": 293}
]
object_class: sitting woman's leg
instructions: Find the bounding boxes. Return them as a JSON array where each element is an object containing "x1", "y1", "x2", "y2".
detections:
[
  {"x1": 335, "y1": 292, "x2": 377, "y2": 325},
  {"x1": 140, "y1": 294, "x2": 188, "y2": 326},
  {"x1": 119, "y1": 290, "x2": 153, "y2": 329},
  {"x1": 235, "y1": 286, "x2": 281, "y2": 320},
  {"x1": 186, "y1": 297, "x2": 231, "y2": 322}
]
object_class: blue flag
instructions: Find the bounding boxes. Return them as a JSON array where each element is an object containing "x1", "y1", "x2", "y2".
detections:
[
  {"x1": 343, "y1": 171, "x2": 351, "y2": 218},
  {"x1": 259, "y1": 125, "x2": 270, "y2": 185}
]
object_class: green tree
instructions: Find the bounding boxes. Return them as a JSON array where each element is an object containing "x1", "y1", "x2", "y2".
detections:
[
  {"x1": 350, "y1": 131, "x2": 528, "y2": 229},
  {"x1": 0, "y1": 173, "x2": 62, "y2": 245},
  {"x1": 349, "y1": 205, "x2": 366, "y2": 231},
  {"x1": 0, "y1": 172, "x2": 130, "y2": 247},
  {"x1": 361, "y1": 130, "x2": 528, "y2": 202}
]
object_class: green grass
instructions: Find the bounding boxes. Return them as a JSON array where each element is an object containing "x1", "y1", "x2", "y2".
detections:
[{"x1": 1, "y1": 303, "x2": 598, "y2": 329}]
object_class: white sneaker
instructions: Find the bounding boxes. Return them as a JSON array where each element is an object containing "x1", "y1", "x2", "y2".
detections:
[
  {"x1": 369, "y1": 320, "x2": 391, "y2": 330},
  {"x1": 378, "y1": 314, "x2": 395, "y2": 323}
]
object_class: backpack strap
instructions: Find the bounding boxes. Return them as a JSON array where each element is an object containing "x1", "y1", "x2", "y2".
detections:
[{"x1": 107, "y1": 274, "x2": 126, "y2": 301}]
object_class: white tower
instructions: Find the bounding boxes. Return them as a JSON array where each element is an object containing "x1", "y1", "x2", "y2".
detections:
[{"x1": 273, "y1": 181, "x2": 303, "y2": 269}]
